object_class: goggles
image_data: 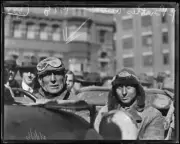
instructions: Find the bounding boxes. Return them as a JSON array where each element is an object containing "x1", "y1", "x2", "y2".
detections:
[{"x1": 37, "y1": 57, "x2": 63, "y2": 72}]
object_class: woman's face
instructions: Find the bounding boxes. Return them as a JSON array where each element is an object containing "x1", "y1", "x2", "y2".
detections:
[
  {"x1": 115, "y1": 85, "x2": 137, "y2": 104},
  {"x1": 66, "y1": 74, "x2": 74, "y2": 91}
]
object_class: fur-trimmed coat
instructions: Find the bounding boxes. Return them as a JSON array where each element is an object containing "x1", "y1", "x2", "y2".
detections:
[{"x1": 94, "y1": 91, "x2": 165, "y2": 140}]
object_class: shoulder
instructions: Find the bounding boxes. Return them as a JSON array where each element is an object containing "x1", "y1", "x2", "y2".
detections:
[
  {"x1": 33, "y1": 89, "x2": 44, "y2": 99},
  {"x1": 141, "y1": 106, "x2": 164, "y2": 122}
]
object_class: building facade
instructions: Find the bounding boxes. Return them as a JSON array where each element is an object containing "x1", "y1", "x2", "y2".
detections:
[
  {"x1": 4, "y1": 7, "x2": 116, "y2": 77},
  {"x1": 114, "y1": 8, "x2": 175, "y2": 77}
]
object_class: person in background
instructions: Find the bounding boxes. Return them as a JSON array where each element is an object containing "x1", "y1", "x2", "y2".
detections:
[
  {"x1": 64, "y1": 70, "x2": 78, "y2": 99},
  {"x1": 66, "y1": 70, "x2": 75, "y2": 92},
  {"x1": 4, "y1": 58, "x2": 16, "y2": 104},
  {"x1": 154, "y1": 72, "x2": 167, "y2": 89},
  {"x1": 94, "y1": 67, "x2": 165, "y2": 140},
  {"x1": 5, "y1": 54, "x2": 20, "y2": 89},
  {"x1": 18, "y1": 55, "x2": 38, "y2": 94}
]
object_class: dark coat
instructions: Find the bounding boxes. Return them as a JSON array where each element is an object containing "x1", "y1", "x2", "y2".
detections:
[{"x1": 9, "y1": 79, "x2": 20, "y2": 88}]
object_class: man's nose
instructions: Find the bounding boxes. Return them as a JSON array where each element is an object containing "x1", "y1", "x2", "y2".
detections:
[
  {"x1": 50, "y1": 73, "x2": 56, "y2": 82},
  {"x1": 122, "y1": 86, "x2": 127, "y2": 97}
]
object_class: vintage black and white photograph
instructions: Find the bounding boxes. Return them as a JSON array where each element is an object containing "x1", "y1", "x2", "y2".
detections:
[{"x1": 2, "y1": 1, "x2": 178, "y2": 141}]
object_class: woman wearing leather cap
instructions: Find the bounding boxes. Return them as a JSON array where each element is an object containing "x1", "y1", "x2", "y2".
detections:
[{"x1": 94, "y1": 67, "x2": 165, "y2": 140}]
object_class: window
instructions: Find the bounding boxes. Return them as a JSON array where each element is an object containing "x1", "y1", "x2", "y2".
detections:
[
  {"x1": 122, "y1": 37, "x2": 133, "y2": 49},
  {"x1": 162, "y1": 12, "x2": 167, "y2": 23},
  {"x1": 39, "y1": 23, "x2": 49, "y2": 40},
  {"x1": 27, "y1": 23, "x2": 37, "y2": 39},
  {"x1": 77, "y1": 9, "x2": 82, "y2": 16},
  {"x1": 99, "y1": 30, "x2": 106, "y2": 43},
  {"x1": 122, "y1": 18, "x2": 133, "y2": 30},
  {"x1": 5, "y1": 15, "x2": 11, "y2": 37},
  {"x1": 68, "y1": 24, "x2": 88, "y2": 41},
  {"x1": 81, "y1": 9, "x2": 86, "y2": 16},
  {"x1": 141, "y1": 15, "x2": 152, "y2": 27},
  {"x1": 52, "y1": 25, "x2": 61, "y2": 41},
  {"x1": 100, "y1": 52, "x2": 108, "y2": 58},
  {"x1": 13, "y1": 21, "x2": 26, "y2": 38},
  {"x1": 142, "y1": 34, "x2": 153, "y2": 47},
  {"x1": 123, "y1": 57, "x2": 134, "y2": 68},
  {"x1": 143, "y1": 54, "x2": 153, "y2": 66},
  {"x1": 100, "y1": 62, "x2": 108, "y2": 69},
  {"x1": 163, "y1": 52, "x2": 169, "y2": 65},
  {"x1": 106, "y1": 31, "x2": 113, "y2": 44},
  {"x1": 162, "y1": 31, "x2": 168, "y2": 44}
]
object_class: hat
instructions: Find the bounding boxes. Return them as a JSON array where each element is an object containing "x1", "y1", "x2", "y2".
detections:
[
  {"x1": 4, "y1": 55, "x2": 18, "y2": 70},
  {"x1": 138, "y1": 74, "x2": 152, "y2": 87},
  {"x1": 37, "y1": 57, "x2": 65, "y2": 76},
  {"x1": 111, "y1": 68, "x2": 145, "y2": 112},
  {"x1": 154, "y1": 72, "x2": 167, "y2": 82},
  {"x1": 17, "y1": 55, "x2": 38, "y2": 70}
]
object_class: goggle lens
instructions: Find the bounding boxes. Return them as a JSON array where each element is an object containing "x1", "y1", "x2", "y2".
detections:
[{"x1": 37, "y1": 57, "x2": 62, "y2": 72}]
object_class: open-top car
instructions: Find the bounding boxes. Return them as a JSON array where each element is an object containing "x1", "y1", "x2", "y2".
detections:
[{"x1": 3, "y1": 86, "x2": 175, "y2": 140}]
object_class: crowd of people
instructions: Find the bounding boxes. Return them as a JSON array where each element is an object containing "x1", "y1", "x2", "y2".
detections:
[
  {"x1": 4, "y1": 54, "x2": 175, "y2": 140},
  {"x1": 4, "y1": 55, "x2": 78, "y2": 103}
]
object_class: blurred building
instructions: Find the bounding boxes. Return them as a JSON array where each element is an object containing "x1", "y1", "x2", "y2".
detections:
[
  {"x1": 114, "y1": 8, "x2": 174, "y2": 77},
  {"x1": 4, "y1": 7, "x2": 116, "y2": 77}
]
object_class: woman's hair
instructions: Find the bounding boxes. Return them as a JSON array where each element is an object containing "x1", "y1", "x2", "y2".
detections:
[{"x1": 65, "y1": 70, "x2": 75, "y2": 83}]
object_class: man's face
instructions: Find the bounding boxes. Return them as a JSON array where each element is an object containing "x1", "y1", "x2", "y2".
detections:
[
  {"x1": 8, "y1": 69, "x2": 17, "y2": 81},
  {"x1": 66, "y1": 74, "x2": 74, "y2": 91},
  {"x1": 115, "y1": 85, "x2": 137, "y2": 104},
  {"x1": 22, "y1": 69, "x2": 36, "y2": 86},
  {"x1": 39, "y1": 71, "x2": 65, "y2": 94}
]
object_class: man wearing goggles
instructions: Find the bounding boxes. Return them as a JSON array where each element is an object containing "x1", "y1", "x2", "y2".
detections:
[
  {"x1": 34, "y1": 57, "x2": 68, "y2": 100},
  {"x1": 94, "y1": 68, "x2": 165, "y2": 140}
]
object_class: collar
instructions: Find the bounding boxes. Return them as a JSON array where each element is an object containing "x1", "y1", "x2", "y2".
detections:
[
  {"x1": 22, "y1": 80, "x2": 34, "y2": 93},
  {"x1": 117, "y1": 101, "x2": 142, "y2": 123}
]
